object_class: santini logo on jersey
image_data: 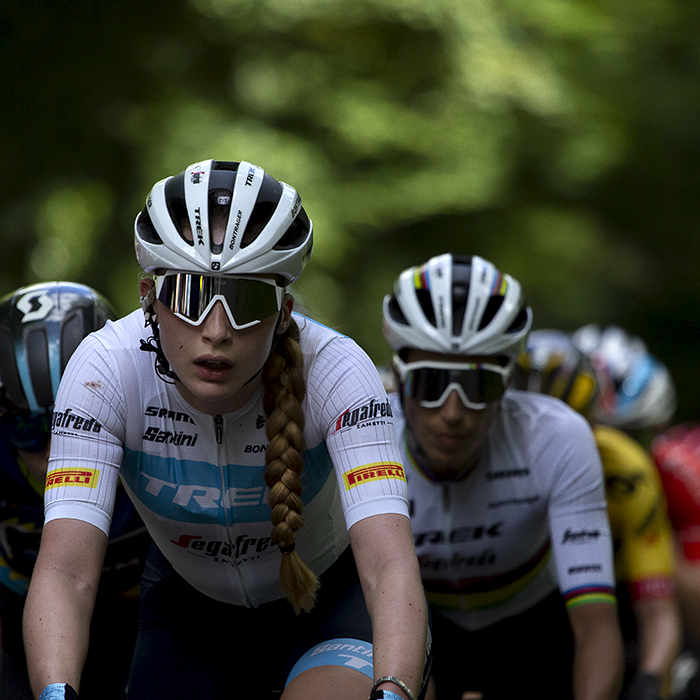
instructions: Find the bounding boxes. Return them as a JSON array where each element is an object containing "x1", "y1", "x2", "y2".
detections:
[
  {"x1": 334, "y1": 399, "x2": 393, "y2": 432},
  {"x1": 45, "y1": 468, "x2": 99, "y2": 490},
  {"x1": 342, "y1": 462, "x2": 405, "y2": 490},
  {"x1": 142, "y1": 427, "x2": 199, "y2": 446}
]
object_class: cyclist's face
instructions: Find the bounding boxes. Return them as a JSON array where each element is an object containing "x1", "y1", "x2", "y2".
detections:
[
  {"x1": 402, "y1": 350, "x2": 501, "y2": 479},
  {"x1": 142, "y1": 279, "x2": 292, "y2": 415}
]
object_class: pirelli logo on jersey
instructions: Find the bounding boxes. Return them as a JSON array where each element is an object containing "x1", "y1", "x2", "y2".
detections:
[
  {"x1": 45, "y1": 468, "x2": 99, "y2": 490},
  {"x1": 342, "y1": 462, "x2": 405, "y2": 490}
]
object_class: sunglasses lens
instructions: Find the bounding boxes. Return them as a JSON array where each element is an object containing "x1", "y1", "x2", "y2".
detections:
[
  {"x1": 157, "y1": 275, "x2": 280, "y2": 328},
  {"x1": 404, "y1": 365, "x2": 507, "y2": 407}
]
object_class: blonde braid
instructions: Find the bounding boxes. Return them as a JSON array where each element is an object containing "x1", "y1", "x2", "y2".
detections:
[{"x1": 263, "y1": 318, "x2": 320, "y2": 613}]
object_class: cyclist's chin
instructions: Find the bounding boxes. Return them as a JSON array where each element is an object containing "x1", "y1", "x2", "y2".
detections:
[{"x1": 176, "y1": 370, "x2": 260, "y2": 415}]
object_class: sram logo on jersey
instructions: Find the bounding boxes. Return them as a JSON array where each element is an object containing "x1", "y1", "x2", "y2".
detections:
[
  {"x1": 171, "y1": 533, "x2": 273, "y2": 561},
  {"x1": 334, "y1": 399, "x2": 393, "y2": 432},
  {"x1": 45, "y1": 468, "x2": 99, "y2": 490},
  {"x1": 145, "y1": 406, "x2": 196, "y2": 424},
  {"x1": 142, "y1": 427, "x2": 199, "y2": 446},
  {"x1": 342, "y1": 462, "x2": 405, "y2": 490},
  {"x1": 52, "y1": 408, "x2": 102, "y2": 434}
]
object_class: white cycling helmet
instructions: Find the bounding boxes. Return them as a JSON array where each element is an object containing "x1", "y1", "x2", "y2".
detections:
[
  {"x1": 383, "y1": 254, "x2": 532, "y2": 359},
  {"x1": 572, "y1": 323, "x2": 677, "y2": 430},
  {"x1": 134, "y1": 159, "x2": 313, "y2": 284}
]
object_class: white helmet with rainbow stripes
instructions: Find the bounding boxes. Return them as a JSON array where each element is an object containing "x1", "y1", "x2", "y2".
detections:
[{"x1": 382, "y1": 253, "x2": 532, "y2": 360}]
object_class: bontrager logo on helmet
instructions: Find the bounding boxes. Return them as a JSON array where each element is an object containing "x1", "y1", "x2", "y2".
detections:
[
  {"x1": 382, "y1": 253, "x2": 532, "y2": 359},
  {"x1": 134, "y1": 159, "x2": 313, "y2": 285}
]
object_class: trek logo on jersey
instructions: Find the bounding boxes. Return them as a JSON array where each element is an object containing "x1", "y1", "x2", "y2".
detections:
[
  {"x1": 142, "y1": 427, "x2": 199, "y2": 446},
  {"x1": 145, "y1": 406, "x2": 196, "y2": 424},
  {"x1": 486, "y1": 468, "x2": 530, "y2": 480},
  {"x1": 562, "y1": 528, "x2": 600, "y2": 544},
  {"x1": 414, "y1": 522, "x2": 504, "y2": 546},
  {"x1": 171, "y1": 533, "x2": 273, "y2": 561},
  {"x1": 45, "y1": 468, "x2": 99, "y2": 490},
  {"x1": 342, "y1": 462, "x2": 405, "y2": 490},
  {"x1": 52, "y1": 408, "x2": 102, "y2": 435},
  {"x1": 334, "y1": 399, "x2": 393, "y2": 433}
]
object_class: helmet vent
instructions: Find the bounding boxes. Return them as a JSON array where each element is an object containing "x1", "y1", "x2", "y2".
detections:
[
  {"x1": 275, "y1": 209, "x2": 310, "y2": 251},
  {"x1": 416, "y1": 289, "x2": 437, "y2": 328},
  {"x1": 386, "y1": 296, "x2": 409, "y2": 326},
  {"x1": 505, "y1": 307, "x2": 530, "y2": 334},
  {"x1": 478, "y1": 296, "x2": 505, "y2": 331},
  {"x1": 136, "y1": 209, "x2": 163, "y2": 245},
  {"x1": 60, "y1": 311, "x2": 86, "y2": 374},
  {"x1": 164, "y1": 172, "x2": 191, "y2": 246},
  {"x1": 0, "y1": 326, "x2": 25, "y2": 410},
  {"x1": 241, "y1": 173, "x2": 283, "y2": 249},
  {"x1": 25, "y1": 327, "x2": 53, "y2": 409}
]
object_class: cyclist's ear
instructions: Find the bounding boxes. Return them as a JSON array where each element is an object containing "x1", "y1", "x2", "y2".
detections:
[{"x1": 275, "y1": 296, "x2": 294, "y2": 335}]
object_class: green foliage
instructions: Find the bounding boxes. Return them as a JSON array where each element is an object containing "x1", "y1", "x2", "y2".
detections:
[{"x1": 0, "y1": 0, "x2": 698, "y2": 417}]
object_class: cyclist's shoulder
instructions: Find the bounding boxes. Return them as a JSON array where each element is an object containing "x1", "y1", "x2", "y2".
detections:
[{"x1": 594, "y1": 425, "x2": 655, "y2": 479}]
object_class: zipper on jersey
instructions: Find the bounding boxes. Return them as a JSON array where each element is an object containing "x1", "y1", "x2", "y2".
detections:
[{"x1": 213, "y1": 412, "x2": 255, "y2": 607}]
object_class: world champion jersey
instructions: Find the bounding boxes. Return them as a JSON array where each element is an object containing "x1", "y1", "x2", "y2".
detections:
[
  {"x1": 392, "y1": 390, "x2": 617, "y2": 631},
  {"x1": 44, "y1": 311, "x2": 409, "y2": 607},
  {"x1": 595, "y1": 424, "x2": 675, "y2": 601}
]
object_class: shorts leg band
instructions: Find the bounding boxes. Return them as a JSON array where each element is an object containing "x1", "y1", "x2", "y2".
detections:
[{"x1": 285, "y1": 637, "x2": 374, "y2": 686}]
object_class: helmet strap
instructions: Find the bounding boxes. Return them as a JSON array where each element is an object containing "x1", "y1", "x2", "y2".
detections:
[{"x1": 140, "y1": 302, "x2": 180, "y2": 385}]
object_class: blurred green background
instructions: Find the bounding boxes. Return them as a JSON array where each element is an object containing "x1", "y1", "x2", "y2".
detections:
[{"x1": 1, "y1": 0, "x2": 698, "y2": 419}]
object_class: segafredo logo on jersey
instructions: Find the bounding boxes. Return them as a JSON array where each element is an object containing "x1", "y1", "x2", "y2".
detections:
[
  {"x1": 334, "y1": 398, "x2": 393, "y2": 433},
  {"x1": 52, "y1": 408, "x2": 102, "y2": 435},
  {"x1": 342, "y1": 462, "x2": 405, "y2": 490},
  {"x1": 45, "y1": 468, "x2": 99, "y2": 490},
  {"x1": 171, "y1": 533, "x2": 273, "y2": 562}
]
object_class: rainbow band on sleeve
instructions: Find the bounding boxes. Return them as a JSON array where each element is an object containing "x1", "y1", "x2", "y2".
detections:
[{"x1": 562, "y1": 585, "x2": 617, "y2": 611}]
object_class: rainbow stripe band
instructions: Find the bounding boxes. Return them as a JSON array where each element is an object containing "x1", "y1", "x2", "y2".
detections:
[{"x1": 563, "y1": 585, "x2": 617, "y2": 611}]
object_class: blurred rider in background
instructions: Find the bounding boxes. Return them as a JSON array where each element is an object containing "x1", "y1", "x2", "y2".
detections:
[
  {"x1": 381, "y1": 253, "x2": 623, "y2": 700},
  {"x1": 515, "y1": 329, "x2": 681, "y2": 700},
  {"x1": 0, "y1": 282, "x2": 150, "y2": 700}
]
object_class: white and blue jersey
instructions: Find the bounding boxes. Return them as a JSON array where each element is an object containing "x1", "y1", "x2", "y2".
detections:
[
  {"x1": 45, "y1": 311, "x2": 408, "y2": 607},
  {"x1": 392, "y1": 390, "x2": 617, "y2": 630}
]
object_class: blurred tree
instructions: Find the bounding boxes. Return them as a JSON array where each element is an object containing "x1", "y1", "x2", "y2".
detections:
[{"x1": 0, "y1": 0, "x2": 698, "y2": 417}]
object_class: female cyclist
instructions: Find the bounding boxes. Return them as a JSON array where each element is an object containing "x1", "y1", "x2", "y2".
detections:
[
  {"x1": 381, "y1": 253, "x2": 624, "y2": 700},
  {"x1": 23, "y1": 159, "x2": 429, "y2": 700}
]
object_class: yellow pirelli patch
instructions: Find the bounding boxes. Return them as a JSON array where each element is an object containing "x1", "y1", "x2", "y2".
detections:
[
  {"x1": 45, "y1": 468, "x2": 100, "y2": 490},
  {"x1": 342, "y1": 462, "x2": 406, "y2": 490}
]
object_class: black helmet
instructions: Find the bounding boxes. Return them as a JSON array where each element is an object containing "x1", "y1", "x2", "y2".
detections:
[{"x1": 0, "y1": 281, "x2": 116, "y2": 414}]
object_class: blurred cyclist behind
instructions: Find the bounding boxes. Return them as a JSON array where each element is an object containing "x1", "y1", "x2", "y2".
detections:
[
  {"x1": 515, "y1": 329, "x2": 681, "y2": 700},
  {"x1": 0, "y1": 282, "x2": 150, "y2": 700},
  {"x1": 652, "y1": 424, "x2": 700, "y2": 698},
  {"x1": 382, "y1": 253, "x2": 624, "y2": 700}
]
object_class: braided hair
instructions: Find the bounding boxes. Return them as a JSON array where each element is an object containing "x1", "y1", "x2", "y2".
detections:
[{"x1": 262, "y1": 317, "x2": 319, "y2": 613}]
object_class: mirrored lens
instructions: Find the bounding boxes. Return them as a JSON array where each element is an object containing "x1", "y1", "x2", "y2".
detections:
[
  {"x1": 156, "y1": 274, "x2": 281, "y2": 328},
  {"x1": 395, "y1": 358, "x2": 509, "y2": 409}
]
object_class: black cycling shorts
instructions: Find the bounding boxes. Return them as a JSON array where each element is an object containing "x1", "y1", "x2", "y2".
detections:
[{"x1": 126, "y1": 543, "x2": 430, "y2": 700}]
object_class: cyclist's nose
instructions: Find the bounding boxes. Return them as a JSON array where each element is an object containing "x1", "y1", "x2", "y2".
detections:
[{"x1": 200, "y1": 300, "x2": 233, "y2": 342}]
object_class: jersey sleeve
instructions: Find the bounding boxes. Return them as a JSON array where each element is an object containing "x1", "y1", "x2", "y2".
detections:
[
  {"x1": 599, "y1": 426, "x2": 676, "y2": 601},
  {"x1": 544, "y1": 411, "x2": 618, "y2": 610},
  {"x1": 44, "y1": 334, "x2": 126, "y2": 536},
  {"x1": 305, "y1": 334, "x2": 409, "y2": 530}
]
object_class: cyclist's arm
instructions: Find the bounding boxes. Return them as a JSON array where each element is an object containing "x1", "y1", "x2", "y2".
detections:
[
  {"x1": 23, "y1": 518, "x2": 107, "y2": 697},
  {"x1": 349, "y1": 512, "x2": 427, "y2": 700},
  {"x1": 634, "y1": 596, "x2": 682, "y2": 682},
  {"x1": 568, "y1": 602, "x2": 624, "y2": 700}
]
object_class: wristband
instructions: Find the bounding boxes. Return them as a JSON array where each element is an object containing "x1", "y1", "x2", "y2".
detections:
[
  {"x1": 370, "y1": 676, "x2": 416, "y2": 700},
  {"x1": 39, "y1": 683, "x2": 79, "y2": 700}
]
